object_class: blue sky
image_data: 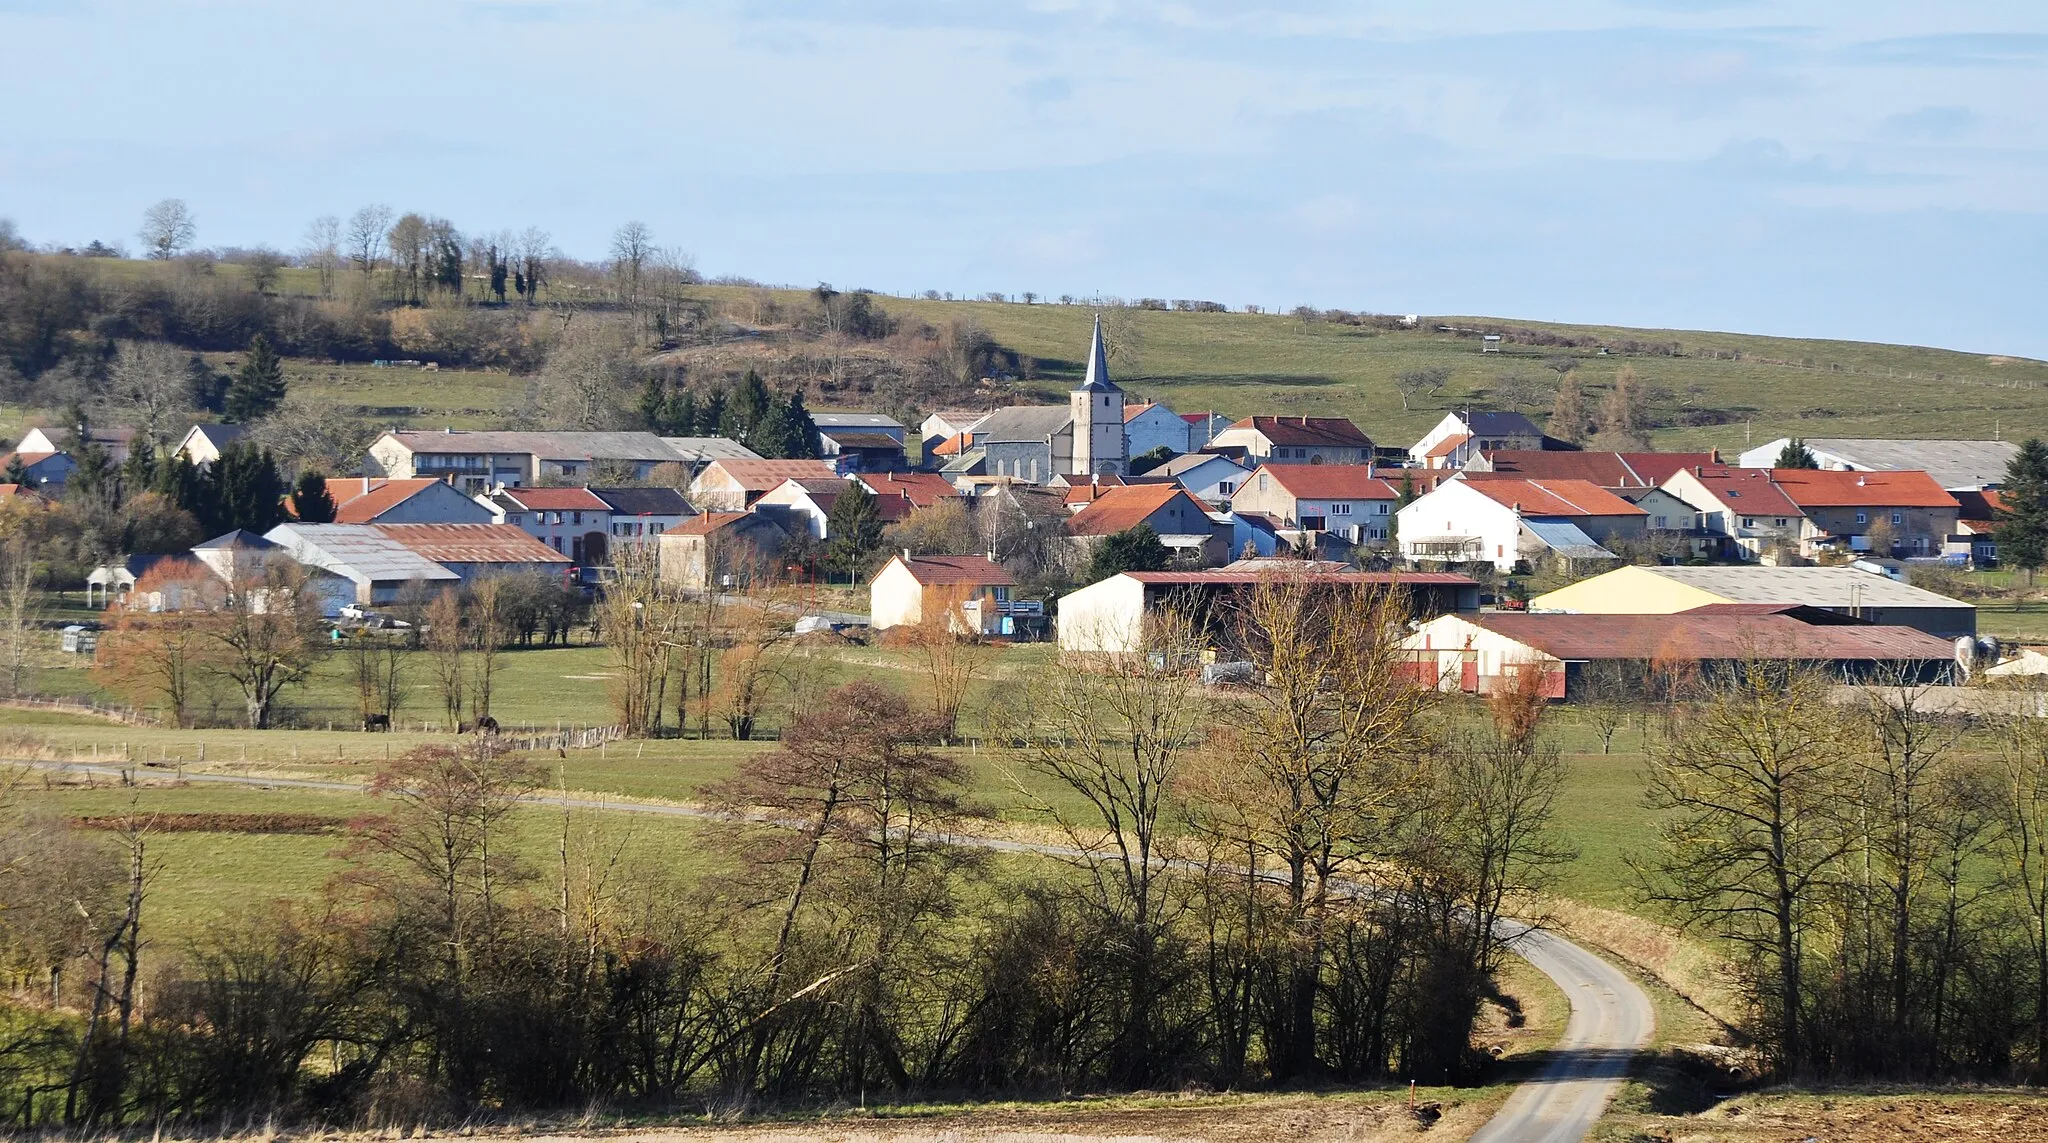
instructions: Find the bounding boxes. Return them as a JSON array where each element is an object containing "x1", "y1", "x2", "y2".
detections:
[{"x1": 3, "y1": 1, "x2": 2044, "y2": 356}]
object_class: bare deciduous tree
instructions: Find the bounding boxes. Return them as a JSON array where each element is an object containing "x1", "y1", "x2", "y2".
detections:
[
  {"x1": 301, "y1": 215, "x2": 342, "y2": 298},
  {"x1": 1392, "y1": 365, "x2": 1452, "y2": 411},
  {"x1": 345, "y1": 204, "x2": 392, "y2": 275},
  {"x1": 138, "y1": 198, "x2": 196, "y2": 260}
]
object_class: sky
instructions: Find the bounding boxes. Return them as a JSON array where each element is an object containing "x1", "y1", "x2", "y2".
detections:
[{"x1": 3, "y1": 1, "x2": 2045, "y2": 357}]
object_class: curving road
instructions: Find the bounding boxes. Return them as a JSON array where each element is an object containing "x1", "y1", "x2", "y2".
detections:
[
  {"x1": 17, "y1": 759, "x2": 1654, "y2": 1142},
  {"x1": 1469, "y1": 919, "x2": 1654, "y2": 1143}
]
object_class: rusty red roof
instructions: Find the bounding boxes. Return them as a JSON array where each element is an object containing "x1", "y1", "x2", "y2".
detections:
[
  {"x1": 495, "y1": 486, "x2": 610, "y2": 512},
  {"x1": 856, "y1": 472, "x2": 958, "y2": 508},
  {"x1": 891, "y1": 554, "x2": 1015, "y2": 587},
  {"x1": 1126, "y1": 570, "x2": 1480, "y2": 586},
  {"x1": 1477, "y1": 450, "x2": 1718, "y2": 488},
  {"x1": 1460, "y1": 612, "x2": 1954, "y2": 661},
  {"x1": 332, "y1": 478, "x2": 449, "y2": 523},
  {"x1": 1671, "y1": 465, "x2": 1803, "y2": 517},
  {"x1": 372, "y1": 524, "x2": 570, "y2": 565},
  {"x1": 699, "y1": 459, "x2": 840, "y2": 492},
  {"x1": 1228, "y1": 415, "x2": 1373, "y2": 448},
  {"x1": 1066, "y1": 484, "x2": 1214, "y2": 536}
]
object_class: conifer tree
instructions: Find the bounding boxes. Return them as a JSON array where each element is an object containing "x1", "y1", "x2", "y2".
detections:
[
  {"x1": 723, "y1": 369, "x2": 772, "y2": 443},
  {"x1": 637, "y1": 374, "x2": 668, "y2": 432},
  {"x1": 697, "y1": 387, "x2": 727, "y2": 436},
  {"x1": 825, "y1": 482, "x2": 884, "y2": 575},
  {"x1": 1775, "y1": 438, "x2": 1819, "y2": 469},
  {"x1": 206, "y1": 444, "x2": 286, "y2": 534},
  {"x1": 1997, "y1": 437, "x2": 2048, "y2": 584},
  {"x1": 786, "y1": 387, "x2": 822, "y2": 459},
  {"x1": 664, "y1": 389, "x2": 697, "y2": 438},
  {"x1": 749, "y1": 396, "x2": 800, "y2": 460},
  {"x1": 225, "y1": 334, "x2": 287, "y2": 422},
  {"x1": 293, "y1": 470, "x2": 336, "y2": 523},
  {"x1": 2, "y1": 454, "x2": 26, "y2": 485}
]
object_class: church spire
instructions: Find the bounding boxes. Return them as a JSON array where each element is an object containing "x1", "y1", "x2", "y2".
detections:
[{"x1": 1077, "y1": 313, "x2": 1117, "y2": 392}]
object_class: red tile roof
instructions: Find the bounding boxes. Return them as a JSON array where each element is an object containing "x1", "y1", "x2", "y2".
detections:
[
  {"x1": 700, "y1": 459, "x2": 840, "y2": 492},
  {"x1": 496, "y1": 486, "x2": 610, "y2": 512},
  {"x1": 1766, "y1": 467, "x2": 1959, "y2": 510},
  {"x1": 856, "y1": 472, "x2": 958, "y2": 508},
  {"x1": 1424, "y1": 433, "x2": 1471, "y2": 460},
  {"x1": 1228, "y1": 416, "x2": 1373, "y2": 448},
  {"x1": 1250, "y1": 464, "x2": 1399, "y2": 501},
  {"x1": 930, "y1": 432, "x2": 972, "y2": 457},
  {"x1": 1066, "y1": 484, "x2": 1213, "y2": 536},
  {"x1": 1458, "y1": 478, "x2": 1645, "y2": 517},
  {"x1": 672, "y1": 511, "x2": 755, "y2": 536},
  {"x1": 333, "y1": 478, "x2": 449, "y2": 524},
  {"x1": 1668, "y1": 464, "x2": 1799, "y2": 516},
  {"x1": 373, "y1": 524, "x2": 570, "y2": 565},
  {"x1": 894, "y1": 554, "x2": 1015, "y2": 587},
  {"x1": 1460, "y1": 612, "x2": 1955, "y2": 662}
]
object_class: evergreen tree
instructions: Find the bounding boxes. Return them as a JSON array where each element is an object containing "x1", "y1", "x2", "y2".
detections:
[
  {"x1": 1775, "y1": 438, "x2": 1819, "y2": 469},
  {"x1": 697, "y1": 387, "x2": 727, "y2": 436},
  {"x1": 1997, "y1": 437, "x2": 2048, "y2": 583},
  {"x1": 153, "y1": 452, "x2": 206, "y2": 521},
  {"x1": 225, "y1": 334, "x2": 287, "y2": 422},
  {"x1": 786, "y1": 387, "x2": 822, "y2": 459},
  {"x1": 2, "y1": 454, "x2": 25, "y2": 485},
  {"x1": 723, "y1": 369, "x2": 772, "y2": 443},
  {"x1": 293, "y1": 470, "x2": 336, "y2": 523},
  {"x1": 206, "y1": 444, "x2": 286, "y2": 535},
  {"x1": 637, "y1": 374, "x2": 669, "y2": 433},
  {"x1": 749, "y1": 395, "x2": 800, "y2": 459},
  {"x1": 1548, "y1": 372, "x2": 1590, "y2": 446},
  {"x1": 663, "y1": 389, "x2": 697, "y2": 439},
  {"x1": 825, "y1": 482, "x2": 885, "y2": 576},
  {"x1": 1088, "y1": 524, "x2": 1172, "y2": 582}
]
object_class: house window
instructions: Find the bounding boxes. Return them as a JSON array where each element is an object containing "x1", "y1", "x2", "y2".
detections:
[
  {"x1": 1258, "y1": 473, "x2": 1269, "y2": 491},
  {"x1": 651, "y1": 523, "x2": 664, "y2": 534},
  {"x1": 1218, "y1": 481, "x2": 1236, "y2": 494},
  {"x1": 1376, "y1": 502, "x2": 1389, "y2": 514},
  {"x1": 572, "y1": 511, "x2": 583, "y2": 525},
  {"x1": 1775, "y1": 518, "x2": 1787, "y2": 527},
  {"x1": 1331, "y1": 502, "x2": 1352, "y2": 515},
  {"x1": 1891, "y1": 511, "x2": 1904, "y2": 525},
  {"x1": 1743, "y1": 517, "x2": 1754, "y2": 528},
  {"x1": 1653, "y1": 516, "x2": 1667, "y2": 528},
  {"x1": 508, "y1": 514, "x2": 522, "y2": 525},
  {"x1": 550, "y1": 536, "x2": 562, "y2": 552},
  {"x1": 993, "y1": 586, "x2": 1010, "y2": 602},
  {"x1": 1856, "y1": 511, "x2": 1868, "y2": 524}
]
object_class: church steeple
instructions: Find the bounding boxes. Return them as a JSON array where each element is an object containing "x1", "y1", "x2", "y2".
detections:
[
  {"x1": 1078, "y1": 313, "x2": 1117, "y2": 392},
  {"x1": 1070, "y1": 313, "x2": 1126, "y2": 476}
]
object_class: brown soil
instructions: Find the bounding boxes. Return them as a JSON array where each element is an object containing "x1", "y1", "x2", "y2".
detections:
[
  {"x1": 501, "y1": 1091, "x2": 1503, "y2": 1143},
  {"x1": 1603, "y1": 1090, "x2": 2048, "y2": 1142},
  {"x1": 70, "y1": 811, "x2": 345, "y2": 834}
]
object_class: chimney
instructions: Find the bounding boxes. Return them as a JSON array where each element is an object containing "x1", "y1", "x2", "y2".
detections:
[
  {"x1": 1694, "y1": 465, "x2": 1702, "y2": 477},
  {"x1": 1857, "y1": 475, "x2": 1868, "y2": 486}
]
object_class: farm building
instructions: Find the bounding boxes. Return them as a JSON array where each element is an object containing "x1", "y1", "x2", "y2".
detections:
[
  {"x1": 1404, "y1": 608, "x2": 1959, "y2": 697},
  {"x1": 1529, "y1": 564, "x2": 1976, "y2": 638},
  {"x1": 870, "y1": 554, "x2": 1032, "y2": 637},
  {"x1": 1058, "y1": 569, "x2": 1482, "y2": 655}
]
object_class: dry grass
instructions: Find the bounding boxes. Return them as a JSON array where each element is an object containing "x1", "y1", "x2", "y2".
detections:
[
  {"x1": 1544, "y1": 898, "x2": 1745, "y2": 1036},
  {"x1": 1595, "y1": 1088, "x2": 2048, "y2": 1142}
]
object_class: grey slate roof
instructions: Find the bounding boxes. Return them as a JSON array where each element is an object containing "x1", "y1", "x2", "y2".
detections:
[
  {"x1": 1764, "y1": 438, "x2": 2019, "y2": 491},
  {"x1": 386, "y1": 430, "x2": 681, "y2": 462},
  {"x1": 811, "y1": 413, "x2": 905, "y2": 430},
  {"x1": 971, "y1": 406, "x2": 1072, "y2": 442},
  {"x1": 589, "y1": 487, "x2": 696, "y2": 516},
  {"x1": 1152, "y1": 452, "x2": 1250, "y2": 479},
  {"x1": 660, "y1": 436, "x2": 764, "y2": 463},
  {"x1": 1462, "y1": 411, "x2": 1543, "y2": 437},
  {"x1": 1076, "y1": 314, "x2": 1118, "y2": 393},
  {"x1": 193, "y1": 529, "x2": 278, "y2": 551}
]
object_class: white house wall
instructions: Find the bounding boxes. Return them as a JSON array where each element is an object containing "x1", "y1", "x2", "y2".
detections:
[
  {"x1": 1056, "y1": 575, "x2": 1149, "y2": 654},
  {"x1": 870, "y1": 560, "x2": 925, "y2": 629}
]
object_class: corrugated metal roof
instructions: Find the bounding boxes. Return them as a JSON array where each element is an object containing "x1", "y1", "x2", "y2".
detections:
[
  {"x1": 266, "y1": 524, "x2": 460, "y2": 584},
  {"x1": 972, "y1": 405, "x2": 1073, "y2": 442},
  {"x1": 387, "y1": 430, "x2": 680, "y2": 462},
  {"x1": 1766, "y1": 438, "x2": 2019, "y2": 491},
  {"x1": 1126, "y1": 570, "x2": 1479, "y2": 585},
  {"x1": 660, "y1": 436, "x2": 763, "y2": 463},
  {"x1": 811, "y1": 413, "x2": 905, "y2": 430},
  {"x1": 1642, "y1": 565, "x2": 1974, "y2": 609},
  {"x1": 373, "y1": 524, "x2": 570, "y2": 565},
  {"x1": 1522, "y1": 519, "x2": 1615, "y2": 560}
]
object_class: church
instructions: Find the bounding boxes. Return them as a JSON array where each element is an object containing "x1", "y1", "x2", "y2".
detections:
[{"x1": 946, "y1": 316, "x2": 1128, "y2": 482}]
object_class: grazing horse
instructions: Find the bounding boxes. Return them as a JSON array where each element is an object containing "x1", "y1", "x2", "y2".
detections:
[{"x1": 362, "y1": 713, "x2": 391, "y2": 732}]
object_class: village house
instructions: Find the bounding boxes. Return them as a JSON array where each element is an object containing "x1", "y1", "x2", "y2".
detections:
[
  {"x1": 1767, "y1": 468, "x2": 1960, "y2": 559},
  {"x1": 656, "y1": 511, "x2": 792, "y2": 590},
  {"x1": 1737, "y1": 437, "x2": 2019, "y2": 491},
  {"x1": 854, "y1": 471, "x2": 959, "y2": 513},
  {"x1": 1395, "y1": 476, "x2": 1646, "y2": 571},
  {"x1": 1182, "y1": 411, "x2": 1233, "y2": 450},
  {"x1": 173, "y1": 423, "x2": 248, "y2": 468},
  {"x1": 1950, "y1": 489, "x2": 2006, "y2": 565},
  {"x1": 1467, "y1": 449, "x2": 1717, "y2": 488},
  {"x1": 1065, "y1": 483, "x2": 1227, "y2": 566},
  {"x1": 19, "y1": 426, "x2": 134, "y2": 464},
  {"x1": 813, "y1": 412, "x2": 908, "y2": 474},
  {"x1": 591, "y1": 487, "x2": 695, "y2": 549},
  {"x1": 1404, "y1": 608, "x2": 1958, "y2": 698},
  {"x1": 1058, "y1": 569, "x2": 1481, "y2": 656},
  {"x1": 918, "y1": 410, "x2": 985, "y2": 460},
  {"x1": 474, "y1": 485, "x2": 613, "y2": 563},
  {"x1": 869, "y1": 554, "x2": 1029, "y2": 636},
  {"x1": 1208, "y1": 416, "x2": 1373, "y2": 466},
  {"x1": 1148, "y1": 452, "x2": 1253, "y2": 509},
  {"x1": 1407, "y1": 411, "x2": 1545, "y2": 470},
  {"x1": 332, "y1": 477, "x2": 496, "y2": 525},
  {"x1": 753, "y1": 476, "x2": 912, "y2": 540},
  {"x1": 366, "y1": 430, "x2": 684, "y2": 492},
  {"x1": 1658, "y1": 464, "x2": 1805, "y2": 561},
  {"x1": 1529, "y1": 564, "x2": 1976, "y2": 638},
  {"x1": 0, "y1": 449, "x2": 76, "y2": 488},
  {"x1": 1122, "y1": 401, "x2": 1192, "y2": 461},
  {"x1": 688, "y1": 458, "x2": 842, "y2": 511},
  {"x1": 1228, "y1": 465, "x2": 1399, "y2": 545}
]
